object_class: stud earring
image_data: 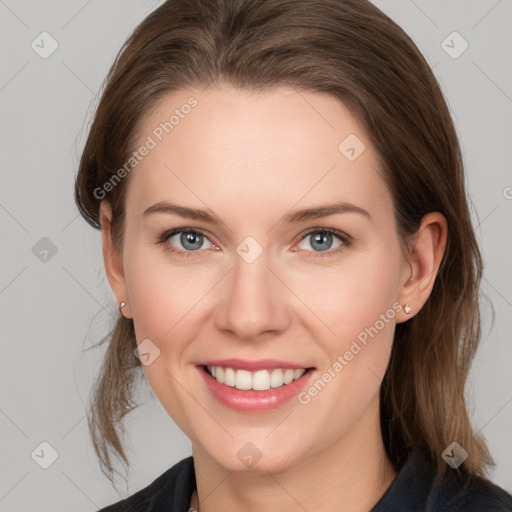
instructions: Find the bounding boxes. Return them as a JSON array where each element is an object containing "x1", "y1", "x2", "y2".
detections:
[
  {"x1": 403, "y1": 304, "x2": 413, "y2": 314},
  {"x1": 119, "y1": 301, "x2": 127, "y2": 315}
]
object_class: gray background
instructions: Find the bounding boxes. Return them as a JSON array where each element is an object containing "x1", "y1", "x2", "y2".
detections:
[{"x1": 1, "y1": 0, "x2": 511, "y2": 510}]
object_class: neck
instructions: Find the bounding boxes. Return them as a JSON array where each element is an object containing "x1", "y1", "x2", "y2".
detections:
[{"x1": 190, "y1": 400, "x2": 397, "y2": 512}]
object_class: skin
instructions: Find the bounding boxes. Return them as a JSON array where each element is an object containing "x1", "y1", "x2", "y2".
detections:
[{"x1": 100, "y1": 84, "x2": 447, "y2": 512}]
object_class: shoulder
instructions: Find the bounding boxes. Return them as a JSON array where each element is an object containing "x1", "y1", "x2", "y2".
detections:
[
  {"x1": 97, "y1": 456, "x2": 196, "y2": 512},
  {"x1": 373, "y1": 449, "x2": 512, "y2": 512},
  {"x1": 433, "y1": 470, "x2": 512, "y2": 511}
]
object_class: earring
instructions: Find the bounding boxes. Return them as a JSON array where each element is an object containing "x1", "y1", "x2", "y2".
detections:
[
  {"x1": 119, "y1": 301, "x2": 127, "y2": 315},
  {"x1": 403, "y1": 304, "x2": 413, "y2": 314}
]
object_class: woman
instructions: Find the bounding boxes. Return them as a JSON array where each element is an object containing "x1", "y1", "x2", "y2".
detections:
[{"x1": 75, "y1": 0, "x2": 512, "y2": 510}]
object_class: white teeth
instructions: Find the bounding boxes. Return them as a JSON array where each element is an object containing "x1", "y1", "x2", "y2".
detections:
[
  {"x1": 283, "y1": 369, "x2": 294, "y2": 384},
  {"x1": 235, "y1": 370, "x2": 252, "y2": 390},
  {"x1": 270, "y1": 369, "x2": 284, "y2": 388},
  {"x1": 206, "y1": 366, "x2": 307, "y2": 391},
  {"x1": 253, "y1": 370, "x2": 270, "y2": 390},
  {"x1": 224, "y1": 367, "x2": 236, "y2": 387}
]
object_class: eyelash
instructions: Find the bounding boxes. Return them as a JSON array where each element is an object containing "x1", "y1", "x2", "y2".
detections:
[{"x1": 157, "y1": 227, "x2": 353, "y2": 259}]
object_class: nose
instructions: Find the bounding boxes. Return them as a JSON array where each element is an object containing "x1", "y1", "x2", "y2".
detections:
[{"x1": 214, "y1": 249, "x2": 291, "y2": 341}]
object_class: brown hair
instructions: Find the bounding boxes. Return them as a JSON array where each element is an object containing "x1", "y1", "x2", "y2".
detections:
[{"x1": 75, "y1": 0, "x2": 493, "y2": 487}]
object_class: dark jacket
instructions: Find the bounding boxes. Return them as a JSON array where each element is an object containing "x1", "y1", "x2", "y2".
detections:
[{"x1": 98, "y1": 450, "x2": 512, "y2": 511}]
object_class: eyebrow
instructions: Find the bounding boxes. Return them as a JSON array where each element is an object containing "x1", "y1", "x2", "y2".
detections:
[{"x1": 142, "y1": 200, "x2": 372, "y2": 225}]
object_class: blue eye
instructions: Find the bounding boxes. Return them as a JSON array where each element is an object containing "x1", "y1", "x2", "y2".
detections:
[
  {"x1": 158, "y1": 227, "x2": 352, "y2": 258},
  {"x1": 160, "y1": 229, "x2": 214, "y2": 256},
  {"x1": 294, "y1": 228, "x2": 351, "y2": 258}
]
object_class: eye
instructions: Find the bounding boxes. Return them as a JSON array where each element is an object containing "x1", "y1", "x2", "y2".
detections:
[
  {"x1": 293, "y1": 228, "x2": 352, "y2": 258},
  {"x1": 158, "y1": 227, "x2": 352, "y2": 259},
  {"x1": 158, "y1": 228, "x2": 216, "y2": 257}
]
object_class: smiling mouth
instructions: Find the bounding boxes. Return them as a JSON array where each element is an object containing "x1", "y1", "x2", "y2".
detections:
[{"x1": 201, "y1": 365, "x2": 314, "y2": 391}]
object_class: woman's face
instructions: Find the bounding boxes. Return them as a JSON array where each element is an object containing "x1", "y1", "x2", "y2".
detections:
[{"x1": 103, "y1": 84, "x2": 414, "y2": 473}]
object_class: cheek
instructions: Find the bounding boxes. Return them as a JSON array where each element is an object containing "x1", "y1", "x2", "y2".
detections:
[
  {"x1": 297, "y1": 261, "x2": 400, "y2": 436},
  {"x1": 310, "y1": 239, "x2": 402, "y2": 383},
  {"x1": 305, "y1": 243, "x2": 401, "y2": 342},
  {"x1": 122, "y1": 244, "x2": 220, "y2": 401},
  {"x1": 122, "y1": 246, "x2": 205, "y2": 428},
  {"x1": 123, "y1": 242, "x2": 207, "y2": 337}
]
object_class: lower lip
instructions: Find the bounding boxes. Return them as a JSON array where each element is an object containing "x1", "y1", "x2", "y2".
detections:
[{"x1": 198, "y1": 366, "x2": 315, "y2": 412}]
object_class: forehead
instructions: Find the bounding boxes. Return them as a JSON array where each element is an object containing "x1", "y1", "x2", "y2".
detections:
[{"x1": 124, "y1": 85, "x2": 392, "y2": 225}]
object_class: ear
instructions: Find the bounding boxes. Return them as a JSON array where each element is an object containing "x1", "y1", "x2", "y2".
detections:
[
  {"x1": 99, "y1": 201, "x2": 131, "y2": 318},
  {"x1": 396, "y1": 212, "x2": 448, "y2": 323}
]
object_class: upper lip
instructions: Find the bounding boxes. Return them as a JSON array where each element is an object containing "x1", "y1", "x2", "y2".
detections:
[{"x1": 197, "y1": 358, "x2": 313, "y2": 371}]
